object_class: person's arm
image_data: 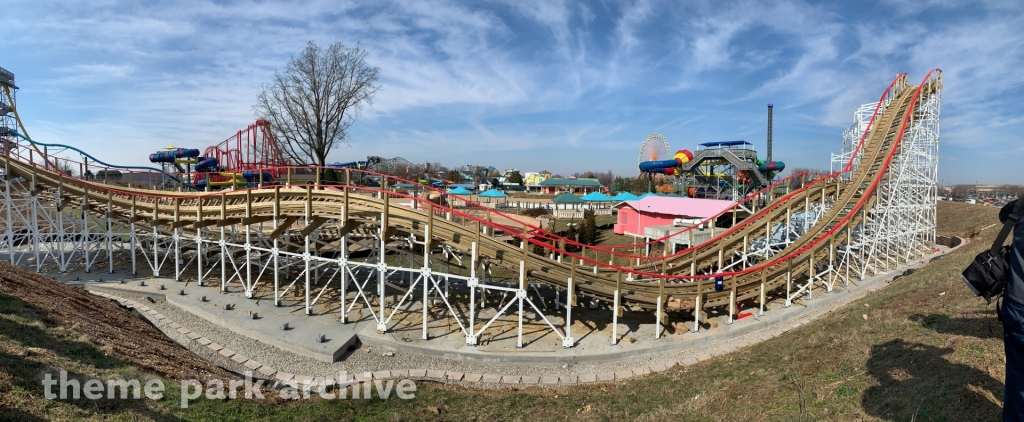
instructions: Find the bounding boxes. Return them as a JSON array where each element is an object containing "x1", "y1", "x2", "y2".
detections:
[{"x1": 1002, "y1": 201, "x2": 1015, "y2": 224}]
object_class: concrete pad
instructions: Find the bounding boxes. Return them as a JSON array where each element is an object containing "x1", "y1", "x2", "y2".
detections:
[
  {"x1": 682, "y1": 356, "x2": 698, "y2": 366},
  {"x1": 390, "y1": 370, "x2": 408, "y2": 379},
  {"x1": 244, "y1": 360, "x2": 263, "y2": 371},
  {"x1": 294, "y1": 375, "x2": 313, "y2": 386},
  {"x1": 355, "y1": 372, "x2": 372, "y2": 382},
  {"x1": 372, "y1": 371, "x2": 391, "y2": 380},
  {"x1": 695, "y1": 352, "x2": 712, "y2": 361},
  {"x1": 445, "y1": 372, "x2": 464, "y2": 382},
  {"x1": 196, "y1": 337, "x2": 212, "y2": 346},
  {"x1": 577, "y1": 374, "x2": 595, "y2": 384},
  {"x1": 426, "y1": 370, "x2": 446, "y2": 381},
  {"x1": 481, "y1": 374, "x2": 501, "y2": 384},
  {"x1": 230, "y1": 353, "x2": 248, "y2": 364},
  {"x1": 275, "y1": 372, "x2": 295, "y2": 384},
  {"x1": 614, "y1": 370, "x2": 633, "y2": 380},
  {"x1": 85, "y1": 282, "x2": 360, "y2": 364},
  {"x1": 520, "y1": 375, "x2": 539, "y2": 385},
  {"x1": 185, "y1": 332, "x2": 201, "y2": 340},
  {"x1": 632, "y1": 367, "x2": 650, "y2": 376},
  {"x1": 168, "y1": 322, "x2": 182, "y2": 329},
  {"x1": 218, "y1": 348, "x2": 236, "y2": 358},
  {"x1": 500, "y1": 375, "x2": 520, "y2": 385},
  {"x1": 463, "y1": 373, "x2": 482, "y2": 383},
  {"x1": 175, "y1": 327, "x2": 191, "y2": 335},
  {"x1": 541, "y1": 376, "x2": 559, "y2": 385},
  {"x1": 596, "y1": 372, "x2": 615, "y2": 382},
  {"x1": 649, "y1": 363, "x2": 667, "y2": 373},
  {"x1": 408, "y1": 369, "x2": 426, "y2": 378},
  {"x1": 207, "y1": 342, "x2": 224, "y2": 352}
]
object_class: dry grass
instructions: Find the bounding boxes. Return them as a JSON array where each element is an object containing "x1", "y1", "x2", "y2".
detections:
[{"x1": 936, "y1": 200, "x2": 1002, "y2": 237}]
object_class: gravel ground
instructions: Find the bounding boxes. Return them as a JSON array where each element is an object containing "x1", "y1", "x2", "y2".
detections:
[
  {"x1": 148, "y1": 298, "x2": 719, "y2": 383},
  {"x1": 149, "y1": 295, "x2": 823, "y2": 386}
]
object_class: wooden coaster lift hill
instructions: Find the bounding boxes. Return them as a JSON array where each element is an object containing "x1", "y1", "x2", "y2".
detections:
[{"x1": 0, "y1": 71, "x2": 942, "y2": 348}]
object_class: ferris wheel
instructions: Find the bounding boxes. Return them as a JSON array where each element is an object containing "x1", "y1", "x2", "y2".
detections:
[{"x1": 637, "y1": 133, "x2": 671, "y2": 175}]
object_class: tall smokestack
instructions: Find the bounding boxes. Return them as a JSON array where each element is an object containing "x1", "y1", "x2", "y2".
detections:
[{"x1": 767, "y1": 103, "x2": 773, "y2": 163}]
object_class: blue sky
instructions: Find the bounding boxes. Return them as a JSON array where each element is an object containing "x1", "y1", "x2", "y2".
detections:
[{"x1": 2, "y1": 0, "x2": 1023, "y2": 184}]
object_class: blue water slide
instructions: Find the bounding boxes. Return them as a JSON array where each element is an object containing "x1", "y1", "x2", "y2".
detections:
[
  {"x1": 639, "y1": 159, "x2": 680, "y2": 173},
  {"x1": 240, "y1": 170, "x2": 272, "y2": 183},
  {"x1": 195, "y1": 157, "x2": 218, "y2": 173},
  {"x1": 149, "y1": 148, "x2": 200, "y2": 163},
  {"x1": 3, "y1": 130, "x2": 198, "y2": 189}
]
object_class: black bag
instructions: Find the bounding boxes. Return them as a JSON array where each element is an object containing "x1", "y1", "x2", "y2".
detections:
[{"x1": 962, "y1": 196, "x2": 1024, "y2": 304}]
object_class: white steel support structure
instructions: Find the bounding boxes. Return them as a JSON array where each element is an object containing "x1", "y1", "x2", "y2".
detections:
[{"x1": 0, "y1": 70, "x2": 941, "y2": 350}]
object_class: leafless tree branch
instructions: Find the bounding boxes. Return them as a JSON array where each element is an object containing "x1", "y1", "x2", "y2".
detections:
[{"x1": 254, "y1": 41, "x2": 381, "y2": 167}]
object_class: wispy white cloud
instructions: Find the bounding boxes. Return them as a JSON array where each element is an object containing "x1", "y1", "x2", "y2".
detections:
[{"x1": 1, "y1": 0, "x2": 1022, "y2": 183}]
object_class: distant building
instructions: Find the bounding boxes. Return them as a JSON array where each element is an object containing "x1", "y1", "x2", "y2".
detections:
[
  {"x1": 614, "y1": 196, "x2": 734, "y2": 238},
  {"x1": 538, "y1": 178, "x2": 603, "y2": 195},
  {"x1": 524, "y1": 172, "x2": 550, "y2": 193}
]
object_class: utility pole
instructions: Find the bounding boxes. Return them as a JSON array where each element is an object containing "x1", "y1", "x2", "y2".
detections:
[{"x1": 767, "y1": 103, "x2": 773, "y2": 163}]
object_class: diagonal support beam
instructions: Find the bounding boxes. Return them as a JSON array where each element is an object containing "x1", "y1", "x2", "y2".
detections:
[
  {"x1": 300, "y1": 216, "x2": 331, "y2": 238},
  {"x1": 269, "y1": 216, "x2": 299, "y2": 240}
]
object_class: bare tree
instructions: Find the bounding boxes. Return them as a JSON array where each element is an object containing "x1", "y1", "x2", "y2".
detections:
[
  {"x1": 56, "y1": 159, "x2": 77, "y2": 177},
  {"x1": 786, "y1": 167, "x2": 827, "y2": 189},
  {"x1": 255, "y1": 41, "x2": 381, "y2": 167}
]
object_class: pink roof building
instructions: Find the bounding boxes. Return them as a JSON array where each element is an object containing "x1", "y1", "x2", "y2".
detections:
[{"x1": 614, "y1": 196, "x2": 735, "y2": 236}]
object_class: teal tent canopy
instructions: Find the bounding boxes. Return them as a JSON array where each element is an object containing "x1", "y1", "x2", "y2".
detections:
[
  {"x1": 551, "y1": 192, "x2": 584, "y2": 203},
  {"x1": 448, "y1": 187, "x2": 472, "y2": 195},
  {"x1": 611, "y1": 192, "x2": 639, "y2": 201},
  {"x1": 580, "y1": 192, "x2": 613, "y2": 202},
  {"x1": 478, "y1": 189, "x2": 508, "y2": 198}
]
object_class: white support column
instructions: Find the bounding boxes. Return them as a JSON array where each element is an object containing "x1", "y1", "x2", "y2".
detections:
[
  {"x1": 151, "y1": 222, "x2": 159, "y2": 277},
  {"x1": 377, "y1": 207, "x2": 387, "y2": 332},
  {"x1": 516, "y1": 259, "x2": 525, "y2": 348},
  {"x1": 106, "y1": 196, "x2": 113, "y2": 274},
  {"x1": 245, "y1": 209, "x2": 252, "y2": 298},
  {"x1": 304, "y1": 230, "x2": 311, "y2": 315},
  {"x1": 467, "y1": 241, "x2": 478, "y2": 346},
  {"x1": 340, "y1": 233, "x2": 348, "y2": 323},
  {"x1": 421, "y1": 220, "x2": 431, "y2": 340},
  {"x1": 692, "y1": 289, "x2": 701, "y2": 333},
  {"x1": 173, "y1": 205, "x2": 180, "y2": 281},
  {"x1": 31, "y1": 193, "x2": 39, "y2": 272},
  {"x1": 807, "y1": 255, "x2": 814, "y2": 300},
  {"x1": 220, "y1": 213, "x2": 227, "y2": 292},
  {"x1": 655, "y1": 286, "x2": 662, "y2": 339},
  {"x1": 3, "y1": 151, "x2": 10, "y2": 265},
  {"x1": 82, "y1": 190, "x2": 92, "y2": 273},
  {"x1": 129, "y1": 197, "x2": 136, "y2": 275},
  {"x1": 727, "y1": 278, "x2": 735, "y2": 325},
  {"x1": 564, "y1": 275, "x2": 574, "y2": 347},
  {"x1": 196, "y1": 203, "x2": 204, "y2": 287},
  {"x1": 759, "y1": 280, "x2": 766, "y2": 316}
]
